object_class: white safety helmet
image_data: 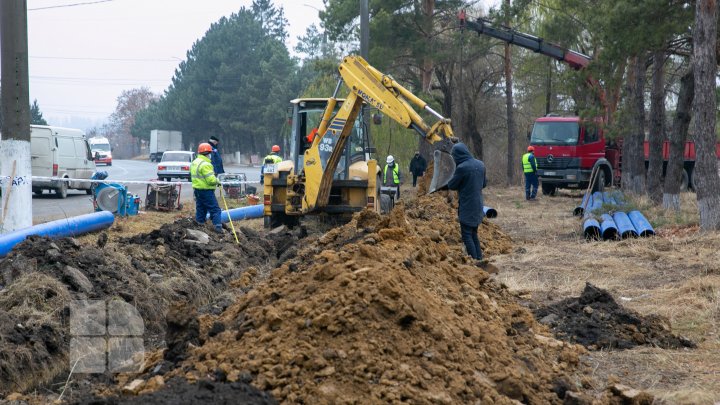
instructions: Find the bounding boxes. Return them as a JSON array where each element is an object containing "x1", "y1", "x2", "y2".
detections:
[{"x1": 386, "y1": 155, "x2": 395, "y2": 164}]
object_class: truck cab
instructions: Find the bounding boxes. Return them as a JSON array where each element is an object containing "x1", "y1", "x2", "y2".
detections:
[{"x1": 530, "y1": 116, "x2": 614, "y2": 195}]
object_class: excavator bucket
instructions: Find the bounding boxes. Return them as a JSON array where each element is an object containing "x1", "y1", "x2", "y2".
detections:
[{"x1": 429, "y1": 150, "x2": 456, "y2": 193}]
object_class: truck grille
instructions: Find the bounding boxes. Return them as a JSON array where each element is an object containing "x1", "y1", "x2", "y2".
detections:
[{"x1": 537, "y1": 157, "x2": 576, "y2": 170}]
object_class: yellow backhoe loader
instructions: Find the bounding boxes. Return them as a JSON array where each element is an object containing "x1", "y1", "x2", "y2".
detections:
[{"x1": 263, "y1": 55, "x2": 456, "y2": 228}]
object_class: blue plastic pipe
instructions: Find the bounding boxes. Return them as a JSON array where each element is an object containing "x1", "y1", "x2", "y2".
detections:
[
  {"x1": 0, "y1": 211, "x2": 115, "y2": 258},
  {"x1": 600, "y1": 213, "x2": 618, "y2": 240},
  {"x1": 583, "y1": 218, "x2": 601, "y2": 240},
  {"x1": 628, "y1": 210, "x2": 655, "y2": 237},
  {"x1": 583, "y1": 197, "x2": 603, "y2": 219},
  {"x1": 612, "y1": 212, "x2": 638, "y2": 239},
  {"x1": 221, "y1": 204, "x2": 264, "y2": 223},
  {"x1": 574, "y1": 193, "x2": 592, "y2": 216},
  {"x1": 602, "y1": 191, "x2": 618, "y2": 206},
  {"x1": 592, "y1": 191, "x2": 604, "y2": 205},
  {"x1": 483, "y1": 206, "x2": 497, "y2": 219}
]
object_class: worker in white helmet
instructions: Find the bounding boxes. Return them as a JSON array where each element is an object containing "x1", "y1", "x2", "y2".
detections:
[{"x1": 383, "y1": 155, "x2": 402, "y2": 200}]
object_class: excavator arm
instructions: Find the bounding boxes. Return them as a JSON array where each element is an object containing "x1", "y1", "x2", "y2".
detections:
[{"x1": 287, "y1": 55, "x2": 455, "y2": 215}]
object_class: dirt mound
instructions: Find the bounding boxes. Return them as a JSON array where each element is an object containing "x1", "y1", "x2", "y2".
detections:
[
  {"x1": 0, "y1": 218, "x2": 295, "y2": 395},
  {"x1": 80, "y1": 378, "x2": 276, "y2": 405},
  {"x1": 164, "y1": 200, "x2": 591, "y2": 404},
  {"x1": 534, "y1": 283, "x2": 696, "y2": 350}
]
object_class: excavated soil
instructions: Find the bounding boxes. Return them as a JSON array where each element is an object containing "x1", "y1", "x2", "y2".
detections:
[
  {"x1": 145, "y1": 196, "x2": 601, "y2": 404},
  {"x1": 0, "y1": 218, "x2": 296, "y2": 395},
  {"x1": 533, "y1": 283, "x2": 696, "y2": 350}
]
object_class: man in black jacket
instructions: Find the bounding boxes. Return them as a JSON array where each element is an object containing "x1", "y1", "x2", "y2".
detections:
[
  {"x1": 447, "y1": 143, "x2": 487, "y2": 261},
  {"x1": 409, "y1": 151, "x2": 427, "y2": 187}
]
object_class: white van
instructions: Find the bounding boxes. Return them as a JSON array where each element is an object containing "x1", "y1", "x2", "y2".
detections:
[
  {"x1": 88, "y1": 136, "x2": 113, "y2": 166},
  {"x1": 30, "y1": 125, "x2": 97, "y2": 198}
]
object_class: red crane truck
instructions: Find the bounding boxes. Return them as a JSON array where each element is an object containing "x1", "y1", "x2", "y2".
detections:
[{"x1": 460, "y1": 14, "x2": 716, "y2": 194}]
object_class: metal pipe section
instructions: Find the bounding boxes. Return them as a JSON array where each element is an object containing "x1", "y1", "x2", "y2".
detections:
[
  {"x1": 423, "y1": 105, "x2": 446, "y2": 121},
  {"x1": 483, "y1": 206, "x2": 497, "y2": 219},
  {"x1": 583, "y1": 218, "x2": 601, "y2": 240},
  {"x1": 628, "y1": 210, "x2": 655, "y2": 237},
  {"x1": 0, "y1": 211, "x2": 115, "y2": 257},
  {"x1": 612, "y1": 212, "x2": 638, "y2": 239},
  {"x1": 220, "y1": 204, "x2": 264, "y2": 223},
  {"x1": 600, "y1": 213, "x2": 618, "y2": 240}
]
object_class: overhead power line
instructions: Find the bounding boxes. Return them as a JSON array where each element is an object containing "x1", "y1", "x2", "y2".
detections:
[{"x1": 28, "y1": 0, "x2": 114, "y2": 11}]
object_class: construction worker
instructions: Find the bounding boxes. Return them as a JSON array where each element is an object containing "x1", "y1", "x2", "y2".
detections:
[
  {"x1": 260, "y1": 145, "x2": 283, "y2": 185},
  {"x1": 447, "y1": 143, "x2": 487, "y2": 261},
  {"x1": 208, "y1": 136, "x2": 225, "y2": 175},
  {"x1": 409, "y1": 151, "x2": 427, "y2": 187},
  {"x1": 191, "y1": 143, "x2": 223, "y2": 233},
  {"x1": 522, "y1": 145, "x2": 538, "y2": 200},
  {"x1": 383, "y1": 155, "x2": 401, "y2": 200}
]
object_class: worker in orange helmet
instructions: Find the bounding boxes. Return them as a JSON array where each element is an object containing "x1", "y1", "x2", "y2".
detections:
[
  {"x1": 191, "y1": 143, "x2": 223, "y2": 233},
  {"x1": 522, "y1": 145, "x2": 538, "y2": 200},
  {"x1": 260, "y1": 144, "x2": 283, "y2": 185}
]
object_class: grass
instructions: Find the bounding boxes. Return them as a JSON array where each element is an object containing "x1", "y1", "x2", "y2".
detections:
[{"x1": 486, "y1": 186, "x2": 720, "y2": 402}]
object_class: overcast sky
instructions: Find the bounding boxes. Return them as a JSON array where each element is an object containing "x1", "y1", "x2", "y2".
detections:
[{"x1": 22, "y1": 0, "x2": 499, "y2": 128}]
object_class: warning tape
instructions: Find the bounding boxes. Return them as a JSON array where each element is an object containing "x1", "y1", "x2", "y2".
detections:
[{"x1": 0, "y1": 176, "x2": 261, "y2": 186}]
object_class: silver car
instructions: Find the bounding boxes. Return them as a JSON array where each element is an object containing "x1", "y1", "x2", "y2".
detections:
[{"x1": 157, "y1": 151, "x2": 195, "y2": 181}]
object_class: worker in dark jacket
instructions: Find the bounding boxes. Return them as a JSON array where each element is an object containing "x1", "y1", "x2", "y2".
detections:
[
  {"x1": 522, "y1": 145, "x2": 538, "y2": 200},
  {"x1": 447, "y1": 143, "x2": 487, "y2": 260},
  {"x1": 409, "y1": 151, "x2": 427, "y2": 187},
  {"x1": 208, "y1": 136, "x2": 225, "y2": 175}
]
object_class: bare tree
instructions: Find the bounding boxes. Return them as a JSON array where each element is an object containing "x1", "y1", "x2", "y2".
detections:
[
  {"x1": 693, "y1": 0, "x2": 720, "y2": 229},
  {"x1": 662, "y1": 67, "x2": 693, "y2": 210},
  {"x1": 646, "y1": 50, "x2": 666, "y2": 204}
]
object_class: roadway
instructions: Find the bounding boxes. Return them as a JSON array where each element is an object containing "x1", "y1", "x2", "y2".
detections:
[{"x1": 32, "y1": 159, "x2": 261, "y2": 223}]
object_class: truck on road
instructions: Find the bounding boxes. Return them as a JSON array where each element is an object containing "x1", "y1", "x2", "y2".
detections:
[
  {"x1": 149, "y1": 130, "x2": 183, "y2": 162},
  {"x1": 461, "y1": 15, "x2": 719, "y2": 194}
]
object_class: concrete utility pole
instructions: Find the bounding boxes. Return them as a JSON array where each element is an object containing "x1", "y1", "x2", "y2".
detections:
[
  {"x1": 360, "y1": 0, "x2": 369, "y2": 60},
  {"x1": 0, "y1": 0, "x2": 33, "y2": 233}
]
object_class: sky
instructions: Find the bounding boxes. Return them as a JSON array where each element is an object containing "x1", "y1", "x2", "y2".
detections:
[{"x1": 21, "y1": 0, "x2": 500, "y2": 129}]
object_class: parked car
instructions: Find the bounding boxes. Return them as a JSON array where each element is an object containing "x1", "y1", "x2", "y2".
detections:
[
  {"x1": 30, "y1": 125, "x2": 96, "y2": 198},
  {"x1": 157, "y1": 151, "x2": 194, "y2": 181}
]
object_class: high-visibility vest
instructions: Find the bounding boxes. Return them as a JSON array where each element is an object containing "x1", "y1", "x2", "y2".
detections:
[
  {"x1": 383, "y1": 164, "x2": 400, "y2": 185},
  {"x1": 263, "y1": 153, "x2": 282, "y2": 165},
  {"x1": 191, "y1": 155, "x2": 218, "y2": 190},
  {"x1": 522, "y1": 153, "x2": 535, "y2": 173}
]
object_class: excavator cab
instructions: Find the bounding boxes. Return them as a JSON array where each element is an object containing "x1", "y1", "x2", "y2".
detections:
[{"x1": 263, "y1": 98, "x2": 378, "y2": 228}]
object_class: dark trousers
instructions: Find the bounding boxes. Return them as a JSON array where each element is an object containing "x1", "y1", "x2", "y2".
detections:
[
  {"x1": 194, "y1": 189, "x2": 221, "y2": 227},
  {"x1": 460, "y1": 223, "x2": 482, "y2": 260},
  {"x1": 412, "y1": 174, "x2": 419, "y2": 187},
  {"x1": 524, "y1": 172, "x2": 538, "y2": 199}
]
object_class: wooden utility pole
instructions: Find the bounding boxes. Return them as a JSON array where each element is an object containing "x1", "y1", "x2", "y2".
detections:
[
  {"x1": 1, "y1": 0, "x2": 33, "y2": 232},
  {"x1": 503, "y1": 0, "x2": 517, "y2": 186}
]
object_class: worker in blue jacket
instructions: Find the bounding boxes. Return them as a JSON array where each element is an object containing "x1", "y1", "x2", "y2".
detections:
[
  {"x1": 208, "y1": 136, "x2": 225, "y2": 175},
  {"x1": 447, "y1": 143, "x2": 487, "y2": 261}
]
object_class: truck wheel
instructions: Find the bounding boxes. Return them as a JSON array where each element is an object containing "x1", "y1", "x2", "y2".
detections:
[
  {"x1": 592, "y1": 170, "x2": 606, "y2": 193},
  {"x1": 541, "y1": 183, "x2": 556, "y2": 196},
  {"x1": 33, "y1": 189, "x2": 43, "y2": 196},
  {"x1": 56, "y1": 182, "x2": 68, "y2": 199}
]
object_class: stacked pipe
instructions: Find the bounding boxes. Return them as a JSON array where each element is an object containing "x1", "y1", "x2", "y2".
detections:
[{"x1": 576, "y1": 190, "x2": 655, "y2": 241}]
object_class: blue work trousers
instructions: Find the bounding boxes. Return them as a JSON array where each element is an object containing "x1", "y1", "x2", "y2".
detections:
[
  {"x1": 524, "y1": 172, "x2": 538, "y2": 199},
  {"x1": 460, "y1": 223, "x2": 482, "y2": 260},
  {"x1": 194, "y1": 189, "x2": 221, "y2": 227}
]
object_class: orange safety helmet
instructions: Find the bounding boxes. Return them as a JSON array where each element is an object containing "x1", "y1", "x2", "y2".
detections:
[
  {"x1": 272, "y1": 145, "x2": 281, "y2": 153},
  {"x1": 527, "y1": 146, "x2": 535, "y2": 152},
  {"x1": 198, "y1": 143, "x2": 213, "y2": 154}
]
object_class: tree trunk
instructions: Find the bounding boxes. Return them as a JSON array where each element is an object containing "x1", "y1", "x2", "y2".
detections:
[
  {"x1": 465, "y1": 107, "x2": 483, "y2": 160},
  {"x1": 621, "y1": 56, "x2": 647, "y2": 194},
  {"x1": 693, "y1": 0, "x2": 720, "y2": 229},
  {"x1": 662, "y1": 67, "x2": 694, "y2": 210},
  {"x1": 421, "y1": 0, "x2": 435, "y2": 92},
  {"x1": 503, "y1": 0, "x2": 517, "y2": 186},
  {"x1": 646, "y1": 50, "x2": 666, "y2": 204}
]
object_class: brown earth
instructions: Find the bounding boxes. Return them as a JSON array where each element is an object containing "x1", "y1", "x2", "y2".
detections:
[
  {"x1": 0, "y1": 217, "x2": 296, "y2": 396},
  {"x1": 156, "y1": 197, "x2": 597, "y2": 404}
]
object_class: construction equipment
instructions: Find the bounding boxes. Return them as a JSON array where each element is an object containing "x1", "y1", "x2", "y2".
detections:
[
  {"x1": 94, "y1": 183, "x2": 140, "y2": 216},
  {"x1": 145, "y1": 181, "x2": 182, "y2": 211},
  {"x1": 263, "y1": 55, "x2": 456, "y2": 228},
  {"x1": 218, "y1": 173, "x2": 248, "y2": 200}
]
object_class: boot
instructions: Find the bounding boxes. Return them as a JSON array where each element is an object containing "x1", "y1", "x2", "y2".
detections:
[{"x1": 475, "y1": 259, "x2": 499, "y2": 274}]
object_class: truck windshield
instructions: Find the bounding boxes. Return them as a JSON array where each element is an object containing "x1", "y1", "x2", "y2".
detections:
[
  {"x1": 530, "y1": 122, "x2": 580, "y2": 145},
  {"x1": 91, "y1": 143, "x2": 111, "y2": 151}
]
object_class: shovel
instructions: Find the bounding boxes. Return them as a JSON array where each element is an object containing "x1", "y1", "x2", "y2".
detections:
[{"x1": 428, "y1": 150, "x2": 456, "y2": 193}]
